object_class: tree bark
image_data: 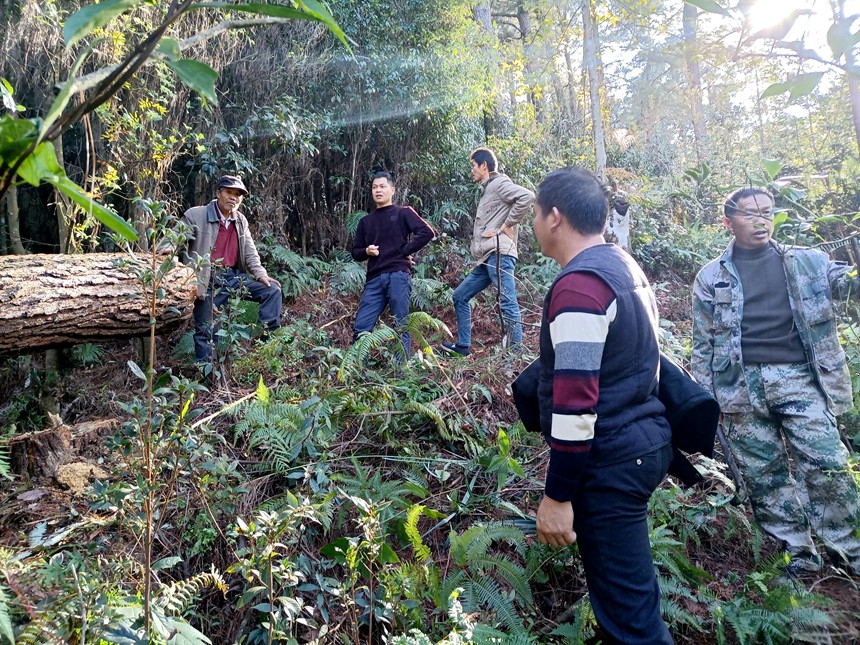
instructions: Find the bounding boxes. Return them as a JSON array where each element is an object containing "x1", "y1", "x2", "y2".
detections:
[
  {"x1": 582, "y1": 0, "x2": 607, "y2": 179},
  {"x1": 5, "y1": 183, "x2": 26, "y2": 255},
  {"x1": 0, "y1": 253, "x2": 195, "y2": 358},
  {"x1": 9, "y1": 425, "x2": 71, "y2": 479},
  {"x1": 682, "y1": 3, "x2": 708, "y2": 164}
]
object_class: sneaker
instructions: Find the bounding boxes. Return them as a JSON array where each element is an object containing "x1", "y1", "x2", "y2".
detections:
[{"x1": 440, "y1": 342, "x2": 470, "y2": 357}]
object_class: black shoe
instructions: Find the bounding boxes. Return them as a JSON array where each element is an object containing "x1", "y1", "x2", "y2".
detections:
[{"x1": 440, "y1": 342, "x2": 470, "y2": 357}]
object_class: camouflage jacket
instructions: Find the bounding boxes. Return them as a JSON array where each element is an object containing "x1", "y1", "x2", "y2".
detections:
[{"x1": 692, "y1": 240, "x2": 858, "y2": 415}]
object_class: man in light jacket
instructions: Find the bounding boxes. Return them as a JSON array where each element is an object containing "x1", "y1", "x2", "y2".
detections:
[
  {"x1": 182, "y1": 175, "x2": 281, "y2": 363},
  {"x1": 441, "y1": 147, "x2": 535, "y2": 356}
]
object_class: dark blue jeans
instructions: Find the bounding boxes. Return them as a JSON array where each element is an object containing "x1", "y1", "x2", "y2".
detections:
[
  {"x1": 193, "y1": 268, "x2": 282, "y2": 362},
  {"x1": 352, "y1": 271, "x2": 412, "y2": 354},
  {"x1": 452, "y1": 253, "x2": 522, "y2": 347},
  {"x1": 573, "y1": 442, "x2": 674, "y2": 644}
]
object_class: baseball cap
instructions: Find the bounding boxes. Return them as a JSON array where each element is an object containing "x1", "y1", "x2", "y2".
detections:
[{"x1": 216, "y1": 175, "x2": 248, "y2": 196}]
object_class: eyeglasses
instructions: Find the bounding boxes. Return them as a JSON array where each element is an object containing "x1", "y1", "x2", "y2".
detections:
[{"x1": 729, "y1": 207, "x2": 787, "y2": 221}]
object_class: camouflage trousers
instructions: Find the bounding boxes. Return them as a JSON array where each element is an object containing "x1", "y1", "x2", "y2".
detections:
[{"x1": 724, "y1": 362, "x2": 860, "y2": 575}]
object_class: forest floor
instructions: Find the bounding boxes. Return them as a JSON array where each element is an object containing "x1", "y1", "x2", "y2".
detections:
[{"x1": 1, "y1": 265, "x2": 860, "y2": 644}]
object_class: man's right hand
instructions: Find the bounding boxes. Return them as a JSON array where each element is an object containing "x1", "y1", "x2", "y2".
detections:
[
  {"x1": 366, "y1": 245, "x2": 380, "y2": 257},
  {"x1": 536, "y1": 495, "x2": 577, "y2": 548}
]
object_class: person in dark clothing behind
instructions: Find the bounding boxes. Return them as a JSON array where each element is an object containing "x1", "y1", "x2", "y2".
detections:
[
  {"x1": 531, "y1": 167, "x2": 673, "y2": 644},
  {"x1": 351, "y1": 171, "x2": 435, "y2": 355}
]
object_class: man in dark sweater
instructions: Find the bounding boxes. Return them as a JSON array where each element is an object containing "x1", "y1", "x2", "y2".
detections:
[
  {"x1": 351, "y1": 171, "x2": 435, "y2": 355},
  {"x1": 692, "y1": 187, "x2": 860, "y2": 577},
  {"x1": 531, "y1": 167, "x2": 673, "y2": 643}
]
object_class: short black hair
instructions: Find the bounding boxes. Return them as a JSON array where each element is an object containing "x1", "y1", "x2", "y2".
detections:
[
  {"x1": 724, "y1": 187, "x2": 772, "y2": 219},
  {"x1": 536, "y1": 167, "x2": 609, "y2": 235},
  {"x1": 372, "y1": 171, "x2": 394, "y2": 186},
  {"x1": 469, "y1": 147, "x2": 497, "y2": 172}
]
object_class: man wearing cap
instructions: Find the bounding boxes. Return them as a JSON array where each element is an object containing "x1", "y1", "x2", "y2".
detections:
[
  {"x1": 181, "y1": 175, "x2": 282, "y2": 364},
  {"x1": 692, "y1": 186, "x2": 860, "y2": 578}
]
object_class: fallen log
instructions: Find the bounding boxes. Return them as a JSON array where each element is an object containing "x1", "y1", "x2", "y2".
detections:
[{"x1": 0, "y1": 253, "x2": 196, "y2": 358}]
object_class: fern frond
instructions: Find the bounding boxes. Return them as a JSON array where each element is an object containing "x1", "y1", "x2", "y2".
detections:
[
  {"x1": 410, "y1": 278, "x2": 452, "y2": 311},
  {"x1": 403, "y1": 400, "x2": 447, "y2": 435},
  {"x1": 0, "y1": 584, "x2": 13, "y2": 645},
  {"x1": 400, "y1": 311, "x2": 450, "y2": 351},
  {"x1": 339, "y1": 326, "x2": 403, "y2": 380},
  {"x1": 482, "y1": 555, "x2": 531, "y2": 603},
  {"x1": 155, "y1": 569, "x2": 226, "y2": 616},
  {"x1": 466, "y1": 577, "x2": 525, "y2": 633},
  {"x1": 404, "y1": 504, "x2": 431, "y2": 562},
  {"x1": 330, "y1": 259, "x2": 366, "y2": 295},
  {"x1": 0, "y1": 446, "x2": 9, "y2": 481}
]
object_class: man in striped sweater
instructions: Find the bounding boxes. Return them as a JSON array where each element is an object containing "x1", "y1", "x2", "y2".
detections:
[{"x1": 532, "y1": 167, "x2": 673, "y2": 644}]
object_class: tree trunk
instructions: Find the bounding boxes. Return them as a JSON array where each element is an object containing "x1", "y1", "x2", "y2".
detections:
[
  {"x1": 0, "y1": 253, "x2": 195, "y2": 358},
  {"x1": 5, "y1": 183, "x2": 27, "y2": 255},
  {"x1": 682, "y1": 3, "x2": 708, "y2": 164},
  {"x1": 473, "y1": 0, "x2": 492, "y2": 32},
  {"x1": 517, "y1": 2, "x2": 541, "y2": 119},
  {"x1": 582, "y1": 0, "x2": 607, "y2": 179},
  {"x1": 832, "y1": 0, "x2": 860, "y2": 155}
]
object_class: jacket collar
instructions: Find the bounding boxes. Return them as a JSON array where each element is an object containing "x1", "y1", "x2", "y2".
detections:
[
  {"x1": 206, "y1": 199, "x2": 241, "y2": 224},
  {"x1": 479, "y1": 171, "x2": 502, "y2": 193}
]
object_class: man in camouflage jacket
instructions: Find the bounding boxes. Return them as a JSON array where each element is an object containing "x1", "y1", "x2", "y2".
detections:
[{"x1": 692, "y1": 186, "x2": 860, "y2": 576}]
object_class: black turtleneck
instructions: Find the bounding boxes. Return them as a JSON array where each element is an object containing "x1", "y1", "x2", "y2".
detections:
[{"x1": 733, "y1": 244, "x2": 807, "y2": 364}]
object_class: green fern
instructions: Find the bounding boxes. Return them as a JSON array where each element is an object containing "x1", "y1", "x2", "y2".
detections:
[
  {"x1": 155, "y1": 569, "x2": 226, "y2": 616},
  {"x1": 439, "y1": 523, "x2": 532, "y2": 635},
  {"x1": 339, "y1": 326, "x2": 404, "y2": 379},
  {"x1": 404, "y1": 504, "x2": 432, "y2": 562},
  {"x1": 0, "y1": 445, "x2": 10, "y2": 480},
  {"x1": 0, "y1": 584, "x2": 13, "y2": 645},
  {"x1": 410, "y1": 277, "x2": 452, "y2": 310},
  {"x1": 330, "y1": 259, "x2": 367, "y2": 295}
]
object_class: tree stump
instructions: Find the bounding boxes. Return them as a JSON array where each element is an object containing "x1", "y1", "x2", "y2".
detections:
[
  {"x1": 9, "y1": 426, "x2": 72, "y2": 479},
  {"x1": 0, "y1": 253, "x2": 196, "y2": 358}
]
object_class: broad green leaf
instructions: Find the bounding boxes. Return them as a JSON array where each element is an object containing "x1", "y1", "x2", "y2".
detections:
[
  {"x1": 788, "y1": 72, "x2": 824, "y2": 101},
  {"x1": 762, "y1": 158, "x2": 782, "y2": 181},
  {"x1": 20, "y1": 152, "x2": 138, "y2": 243},
  {"x1": 41, "y1": 38, "x2": 104, "y2": 144},
  {"x1": 256, "y1": 375, "x2": 270, "y2": 403},
  {"x1": 192, "y1": 1, "x2": 351, "y2": 49},
  {"x1": 127, "y1": 360, "x2": 147, "y2": 381},
  {"x1": 0, "y1": 116, "x2": 38, "y2": 164},
  {"x1": 761, "y1": 73, "x2": 823, "y2": 102},
  {"x1": 760, "y1": 80, "x2": 791, "y2": 99},
  {"x1": 152, "y1": 556, "x2": 182, "y2": 570},
  {"x1": 157, "y1": 37, "x2": 182, "y2": 61},
  {"x1": 163, "y1": 618, "x2": 212, "y2": 645},
  {"x1": 0, "y1": 79, "x2": 22, "y2": 113},
  {"x1": 51, "y1": 175, "x2": 139, "y2": 241},
  {"x1": 16, "y1": 141, "x2": 64, "y2": 186},
  {"x1": 497, "y1": 428, "x2": 510, "y2": 456},
  {"x1": 166, "y1": 59, "x2": 219, "y2": 106},
  {"x1": 378, "y1": 542, "x2": 400, "y2": 564},
  {"x1": 827, "y1": 22, "x2": 860, "y2": 60},
  {"x1": 683, "y1": 0, "x2": 731, "y2": 18},
  {"x1": 64, "y1": 0, "x2": 145, "y2": 48}
]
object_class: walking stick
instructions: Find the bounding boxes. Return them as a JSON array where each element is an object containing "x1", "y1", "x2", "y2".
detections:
[{"x1": 494, "y1": 233, "x2": 508, "y2": 347}]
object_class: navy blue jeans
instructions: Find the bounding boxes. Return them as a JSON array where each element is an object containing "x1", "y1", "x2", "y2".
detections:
[
  {"x1": 573, "y1": 442, "x2": 674, "y2": 644},
  {"x1": 452, "y1": 253, "x2": 522, "y2": 347},
  {"x1": 193, "y1": 268, "x2": 282, "y2": 362},
  {"x1": 352, "y1": 271, "x2": 412, "y2": 354}
]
